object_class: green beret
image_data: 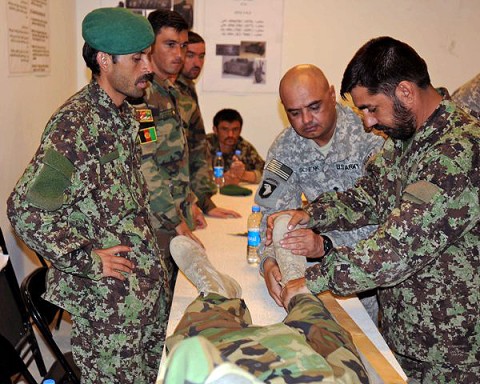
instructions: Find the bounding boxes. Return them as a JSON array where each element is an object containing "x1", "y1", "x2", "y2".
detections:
[{"x1": 82, "y1": 8, "x2": 154, "y2": 55}]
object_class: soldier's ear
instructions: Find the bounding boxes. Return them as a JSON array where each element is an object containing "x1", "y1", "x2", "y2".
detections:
[
  {"x1": 395, "y1": 81, "x2": 414, "y2": 106},
  {"x1": 97, "y1": 52, "x2": 111, "y2": 71}
]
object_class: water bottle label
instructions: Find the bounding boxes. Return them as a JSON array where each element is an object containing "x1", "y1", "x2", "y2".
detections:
[
  {"x1": 214, "y1": 166, "x2": 224, "y2": 178},
  {"x1": 247, "y1": 228, "x2": 260, "y2": 247}
]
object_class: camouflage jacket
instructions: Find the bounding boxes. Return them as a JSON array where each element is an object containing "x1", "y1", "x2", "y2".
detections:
[
  {"x1": 7, "y1": 81, "x2": 169, "y2": 325},
  {"x1": 304, "y1": 91, "x2": 480, "y2": 365},
  {"x1": 176, "y1": 75, "x2": 217, "y2": 213},
  {"x1": 452, "y1": 72, "x2": 480, "y2": 115},
  {"x1": 137, "y1": 76, "x2": 197, "y2": 232},
  {"x1": 206, "y1": 133, "x2": 265, "y2": 179},
  {"x1": 255, "y1": 103, "x2": 384, "y2": 261}
]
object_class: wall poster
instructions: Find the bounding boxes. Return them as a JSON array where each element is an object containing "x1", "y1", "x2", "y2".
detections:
[
  {"x1": 120, "y1": 0, "x2": 194, "y2": 27},
  {"x1": 202, "y1": 0, "x2": 284, "y2": 93},
  {"x1": 7, "y1": 0, "x2": 50, "y2": 75}
]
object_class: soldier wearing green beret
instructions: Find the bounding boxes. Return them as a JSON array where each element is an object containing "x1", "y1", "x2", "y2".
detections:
[{"x1": 8, "y1": 7, "x2": 170, "y2": 383}]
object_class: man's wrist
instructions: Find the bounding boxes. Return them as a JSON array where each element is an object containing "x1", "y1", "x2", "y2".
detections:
[{"x1": 320, "y1": 235, "x2": 333, "y2": 256}]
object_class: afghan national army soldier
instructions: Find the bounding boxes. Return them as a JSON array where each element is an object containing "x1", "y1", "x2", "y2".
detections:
[
  {"x1": 7, "y1": 8, "x2": 170, "y2": 384},
  {"x1": 265, "y1": 37, "x2": 480, "y2": 383}
]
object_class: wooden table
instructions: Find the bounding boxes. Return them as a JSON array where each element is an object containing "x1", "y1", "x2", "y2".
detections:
[{"x1": 158, "y1": 185, "x2": 407, "y2": 383}]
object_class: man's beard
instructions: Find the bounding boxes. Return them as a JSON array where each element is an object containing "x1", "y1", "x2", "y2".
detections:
[{"x1": 376, "y1": 97, "x2": 417, "y2": 140}]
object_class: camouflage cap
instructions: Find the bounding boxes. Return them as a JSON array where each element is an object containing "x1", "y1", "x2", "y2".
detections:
[{"x1": 82, "y1": 8, "x2": 154, "y2": 55}]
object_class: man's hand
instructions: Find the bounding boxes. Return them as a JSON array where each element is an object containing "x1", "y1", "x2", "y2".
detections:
[
  {"x1": 175, "y1": 220, "x2": 205, "y2": 248},
  {"x1": 207, "y1": 206, "x2": 242, "y2": 218},
  {"x1": 94, "y1": 245, "x2": 134, "y2": 281},
  {"x1": 224, "y1": 169, "x2": 242, "y2": 185},
  {"x1": 265, "y1": 209, "x2": 310, "y2": 246},
  {"x1": 279, "y1": 229, "x2": 324, "y2": 258},
  {"x1": 192, "y1": 203, "x2": 207, "y2": 229},
  {"x1": 263, "y1": 258, "x2": 283, "y2": 307},
  {"x1": 280, "y1": 277, "x2": 309, "y2": 309}
]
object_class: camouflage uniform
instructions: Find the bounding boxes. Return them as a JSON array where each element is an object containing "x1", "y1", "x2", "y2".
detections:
[
  {"x1": 176, "y1": 74, "x2": 218, "y2": 213},
  {"x1": 165, "y1": 293, "x2": 369, "y2": 384},
  {"x1": 255, "y1": 104, "x2": 384, "y2": 322},
  {"x1": 452, "y1": 72, "x2": 480, "y2": 115},
  {"x1": 206, "y1": 133, "x2": 265, "y2": 181},
  {"x1": 303, "y1": 90, "x2": 480, "y2": 383},
  {"x1": 7, "y1": 81, "x2": 170, "y2": 383},
  {"x1": 138, "y1": 76, "x2": 197, "y2": 233}
]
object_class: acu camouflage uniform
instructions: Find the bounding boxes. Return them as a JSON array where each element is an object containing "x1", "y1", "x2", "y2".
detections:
[
  {"x1": 7, "y1": 81, "x2": 170, "y2": 384},
  {"x1": 176, "y1": 74, "x2": 218, "y2": 213},
  {"x1": 452, "y1": 72, "x2": 480, "y2": 115},
  {"x1": 303, "y1": 90, "x2": 480, "y2": 383},
  {"x1": 206, "y1": 133, "x2": 266, "y2": 183},
  {"x1": 164, "y1": 293, "x2": 369, "y2": 384},
  {"x1": 255, "y1": 104, "x2": 384, "y2": 322}
]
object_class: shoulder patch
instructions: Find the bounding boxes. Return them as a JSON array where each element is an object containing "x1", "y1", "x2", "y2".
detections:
[
  {"x1": 265, "y1": 159, "x2": 293, "y2": 181},
  {"x1": 403, "y1": 180, "x2": 441, "y2": 204},
  {"x1": 26, "y1": 148, "x2": 74, "y2": 211},
  {"x1": 254, "y1": 159, "x2": 292, "y2": 208}
]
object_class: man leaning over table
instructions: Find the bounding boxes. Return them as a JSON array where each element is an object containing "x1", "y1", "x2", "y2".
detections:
[
  {"x1": 255, "y1": 64, "x2": 384, "y2": 324},
  {"x1": 265, "y1": 37, "x2": 480, "y2": 383},
  {"x1": 159, "y1": 226, "x2": 369, "y2": 384},
  {"x1": 7, "y1": 8, "x2": 170, "y2": 383}
]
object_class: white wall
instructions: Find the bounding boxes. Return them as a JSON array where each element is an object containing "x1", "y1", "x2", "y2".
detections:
[
  {"x1": 2, "y1": 0, "x2": 479, "y2": 280},
  {"x1": 76, "y1": 0, "x2": 480, "y2": 158},
  {"x1": 0, "y1": 1, "x2": 77, "y2": 279}
]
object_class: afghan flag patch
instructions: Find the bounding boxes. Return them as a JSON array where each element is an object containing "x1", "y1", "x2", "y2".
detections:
[
  {"x1": 138, "y1": 126, "x2": 157, "y2": 144},
  {"x1": 136, "y1": 108, "x2": 154, "y2": 123}
]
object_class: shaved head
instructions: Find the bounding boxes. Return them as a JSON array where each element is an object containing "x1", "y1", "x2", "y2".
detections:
[
  {"x1": 279, "y1": 64, "x2": 337, "y2": 146},
  {"x1": 279, "y1": 64, "x2": 330, "y2": 103}
]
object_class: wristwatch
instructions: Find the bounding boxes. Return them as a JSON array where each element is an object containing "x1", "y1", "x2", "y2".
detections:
[{"x1": 320, "y1": 235, "x2": 333, "y2": 256}]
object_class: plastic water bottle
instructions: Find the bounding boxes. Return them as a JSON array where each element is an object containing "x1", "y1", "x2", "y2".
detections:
[
  {"x1": 213, "y1": 151, "x2": 224, "y2": 190},
  {"x1": 43, "y1": 380, "x2": 55, "y2": 384},
  {"x1": 247, "y1": 205, "x2": 262, "y2": 264},
  {"x1": 233, "y1": 149, "x2": 241, "y2": 161}
]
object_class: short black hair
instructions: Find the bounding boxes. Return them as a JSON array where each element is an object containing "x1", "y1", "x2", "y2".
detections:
[
  {"x1": 188, "y1": 31, "x2": 205, "y2": 44},
  {"x1": 82, "y1": 42, "x2": 119, "y2": 76},
  {"x1": 340, "y1": 36, "x2": 431, "y2": 99},
  {"x1": 213, "y1": 108, "x2": 243, "y2": 127},
  {"x1": 147, "y1": 9, "x2": 188, "y2": 35}
]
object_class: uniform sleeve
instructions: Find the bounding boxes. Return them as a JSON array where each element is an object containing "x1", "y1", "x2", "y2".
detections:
[
  {"x1": 242, "y1": 140, "x2": 265, "y2": 181},
  {"x1": 305, "y1": 140, "x2": 480, "y2": 296},
  {"x1": 140, "y1": 154, "x2": 184, "y2": 231},
  {"x1": 255, "y1": 141, "x2": 303, "y2": 264},
  {"x1": 7, "y1": 119, "x2": 103, "y2": 280},
  {"x1": 187, "y1": 105, "x2": 217, "y2": 212}
]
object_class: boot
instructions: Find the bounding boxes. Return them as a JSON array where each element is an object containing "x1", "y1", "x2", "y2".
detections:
[
  {"x1": 169, "y1": 236, "x2": 242, "y2": 299},
  {"x1": 272, "y1": 214, "x2": 306, "y2": 286}
]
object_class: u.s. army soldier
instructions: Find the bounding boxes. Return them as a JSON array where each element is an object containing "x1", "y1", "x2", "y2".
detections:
[
  {"x1": 256, "y1": 64, "x2": 384, "y2": 323},
  {"x1": 7, "y1": 8, "x2": 170, "y2": 383}
]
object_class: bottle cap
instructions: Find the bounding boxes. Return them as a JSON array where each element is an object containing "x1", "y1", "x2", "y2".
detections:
[
  {"x1": 234, "y1": 149, "x2": 241, "y2": 156},
  {"x1": 252, "y1": 205, "x2": 260, "y2": 212},
  {"x1": 43, "y1": 380, "x2": 56, "y2": 384},
  {"x1": 216, "y1": 151, "x2": 223, "y2": 156}
]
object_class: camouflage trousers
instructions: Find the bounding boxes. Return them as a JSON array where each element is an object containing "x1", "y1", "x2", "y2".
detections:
[
  {"x1": 71, "y1": 300, "x2": 169, "y2": 384},
  {"x1": 395, "y1": 351, "x2": 480, "y2": 384},
  {"x1": 166, "y1": 293, "x2": 369, "y2": 383}
]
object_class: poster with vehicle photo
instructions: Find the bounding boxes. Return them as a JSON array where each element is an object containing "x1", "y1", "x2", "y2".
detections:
[{"x1": 202, "y1": 0, "x2": 283, "y2": 93}]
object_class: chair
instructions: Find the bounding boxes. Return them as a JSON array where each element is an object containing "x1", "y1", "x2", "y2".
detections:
[
  {"x1": 0, "y1": 333, "x2": 37, "y2": 384},
  {"x1": 21, "y1": 267, "x2": 81, "y2": 384},
  {"x1": 0, "y1": 228, "x2": 47, "y2": 382}
]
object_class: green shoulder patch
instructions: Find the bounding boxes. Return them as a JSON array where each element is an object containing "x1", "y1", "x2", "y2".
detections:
[{"x1": 26, "y1": 148, "x2": 74, "y2": 211}]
